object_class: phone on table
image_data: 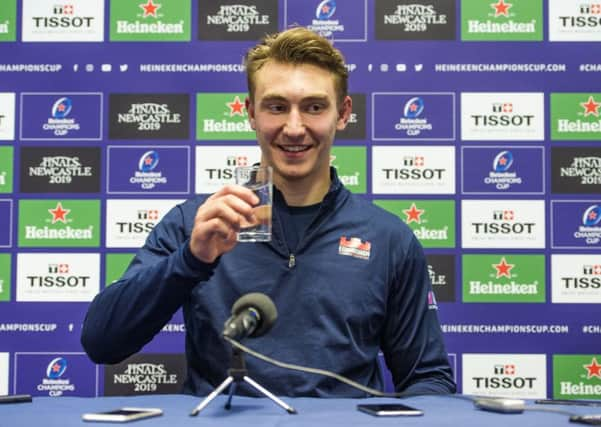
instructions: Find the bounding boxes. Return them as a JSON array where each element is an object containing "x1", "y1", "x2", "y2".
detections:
[
  {"x1": 82, "y1": 407, "x2": 163, "y2": 423},
  {"x1": 357, "y1": 403, "x2": 424, "y2": 417}
]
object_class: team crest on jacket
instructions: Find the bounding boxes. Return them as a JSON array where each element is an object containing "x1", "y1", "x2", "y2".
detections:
[{"x1": 338, "y1": 236, "x2": 371, "y2": 260}]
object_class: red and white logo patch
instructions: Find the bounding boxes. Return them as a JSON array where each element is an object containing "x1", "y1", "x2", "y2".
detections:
[{"x1": 338, "y1": 236, "x2": 371, "y2": 260}]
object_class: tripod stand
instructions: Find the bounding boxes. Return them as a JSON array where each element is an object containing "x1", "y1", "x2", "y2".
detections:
[{"x1": 189, "y1": 346, "x2": 297, "y2": 416}]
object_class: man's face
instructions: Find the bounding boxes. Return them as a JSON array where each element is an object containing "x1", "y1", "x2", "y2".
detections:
[{"x1": 247, "y1": 61, "x2": 351, "y2": 186}]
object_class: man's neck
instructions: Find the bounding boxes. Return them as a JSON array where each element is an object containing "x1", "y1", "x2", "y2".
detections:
[{"x1": 274, "y1": 173, "x2": 330, "y2": 207}]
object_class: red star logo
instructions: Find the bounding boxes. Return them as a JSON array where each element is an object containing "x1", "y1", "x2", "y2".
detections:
[
  {"x1": 584, "y1": 357, "x2": 601, "y2": 379},
  {"x1": 321, "y1": 5, "x2": 331, "y2": 14},
  {"x1": 492, "y1": 0, "x2": 512, "y2": 17},
  {"x1": 499, "y1": 156, "x2": 508, "y2": 166},
  {"x1": 48, "y1": 202, "x2": 70, "y2": 224},
  {"x1": 140, "y1": 0, "x2": 161, "y2": 18},
  {"x1": 493, "y1": 257, "x2": 514, "y2": 279},
  {"x1": 581, "y1": 96, "x2": 601, "y2": 117},
  {"x1": 403, "y1": 203, "x2": 425, "y2": 224},
  {"x1": 589, "y1": 210, "x2": 598, "y2": 221},
  {"x1": 52, "y1": 363, "x2": 61, "y2": 373},
  {"x1": 227, "y1": 96, "x2": 245, "y2": 117}
]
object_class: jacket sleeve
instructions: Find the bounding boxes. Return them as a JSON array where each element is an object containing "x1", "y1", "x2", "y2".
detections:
[
  {"x1": 81, "y1": 202, "x2": 216, "y2": 364},
  {"x1": 380, "y1": 234, "x2": 456, "y2": 395}
]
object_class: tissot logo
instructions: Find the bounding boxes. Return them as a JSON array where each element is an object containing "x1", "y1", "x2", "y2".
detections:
[
  {"x1": 461, "y1": 146, "x2": 544, "y2": 195},
  {"x1": 107, "y1": 146, "x2": 190, "y2": 194},
  {"x1": 0, "y1": 93, "x2": 15, "y2": 140},
  {"x1": 552, "y1": 255, "x2": 601, "y2": 303},
  {"x1": 375, "y1": 0, "x2": 456, "y2": 40},
  {"x1": 198, "y1": 0, "x2": 278, "y2": 40},
  {"x1": 0, "y1": 200, "x2": 13, "y2": 248},
  {"x1": 110, "y1": 0, "x2": 191, "y2": 41},
  {"x1": 18, "y1": 200, "x2": 100, "y2": 247},
  {"x1": 106, "y1": 199, "x2": 183, "y2": 248},
  {"x1": 426, "y1": 254, "x2": 455, "y2": 302},
  {"x1": 14, "y1": 353, "x2": 97, "y2": 396},
  {"x1": 462, "y1": 254, "x2": 545, "y2": 303},
  {"x1": 20, "y1": 147, "x2": 100, "y2": 193},
  {"x1": 461, "y1": 200, "x2": 545, "y2": 248},
  {"x1": 553, "y1": 355, "x2": 601, "y2": 399},
  {"x1": 374, "y1": 199, "x2": 455, "y2": 247},
  {"x1": 195, "y1": 146, "x2": 261, "y2": 193},
  {"x1": 461, "y1": 93, "x2": 544, "y2": 140},
  {"x1": 104, "y1": 353, "x2": 186, "y2": 396},
  {"x1": 109, "y1": 94, "x2": 189, "y2": 140},
  {"x1": 16, "y1": 253, "x2": 100, "y2": 302},
  {"x1": 463, "y1": 354, "x2": 546, "y2": 398},
  {"x1": 549, "y1": 0, "x2": 601, "y2": 41},
  {"x1": 372, "y1": 146, "x2": 455, "y2": 194},
  {"x1": 551, "y1": 93, "x2": 601, "y2": 140},
  {"x1": 551, "y1": 201, "x2": 601, "y2": 249},
  {"x1": 551, "y1": 147, "x2": 601, "y2": 193},
  {"x1": 372, "y1": 93, "x2": 455, "y2": 141},
  {"x1": 285, "y1": 0, "x2": 367, "y2": 41},
  {"x1": 461, "y1": 0, "x2": 543, "y2": 41},
  {"x1": 22, "y1": 0, "x2": 104, "y2": 42}
]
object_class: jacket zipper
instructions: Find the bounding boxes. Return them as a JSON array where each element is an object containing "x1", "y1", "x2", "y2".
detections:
[{"x1": 288, "y1": 254, "x2": 296, "y2": 268}]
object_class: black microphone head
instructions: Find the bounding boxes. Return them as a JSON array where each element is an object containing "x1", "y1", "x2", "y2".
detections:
[{"x1": 231, "y1": 292, "x2": 277, "y2": 337}]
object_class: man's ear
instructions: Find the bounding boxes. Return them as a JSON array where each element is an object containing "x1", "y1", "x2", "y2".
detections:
[
  {"x1": 336, "y1": 95, "x2": 353, "y2": 131},
  {"x1": 245, "y1": 96, "x2": 256, "y2": 130}
]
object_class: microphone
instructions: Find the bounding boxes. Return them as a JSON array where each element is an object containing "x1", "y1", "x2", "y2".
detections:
[{"x1": 222, "y1": 293, "x2": 277, "y2": 340}]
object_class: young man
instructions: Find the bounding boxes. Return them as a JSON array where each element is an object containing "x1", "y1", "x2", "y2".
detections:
[{"x1": 82, "y1": 27, "x2": 456, "y2": 397}]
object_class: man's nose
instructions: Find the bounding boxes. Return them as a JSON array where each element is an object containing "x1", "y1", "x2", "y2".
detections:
[{"x1": 283, "y1": 108, "x2": 305, "y2": 138}]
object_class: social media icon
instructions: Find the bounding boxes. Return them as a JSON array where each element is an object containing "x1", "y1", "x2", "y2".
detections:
[
  {"x1": 119, "y1": 64, "x2": 128, "y2": 72},
  {"x1": 396, "y1": 64, "x2": 407, "y2": 72},
  {"x1": 414, "y1": 64, "x2": 424, "y2": 72},
  {"x1": 101, "y1": 64, "x2": 112, "y2": 72}
]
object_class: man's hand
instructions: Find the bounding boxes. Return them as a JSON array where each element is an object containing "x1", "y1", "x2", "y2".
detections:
[{"x1": 190, "y1": 185, "x2": 259, "y2": 263}]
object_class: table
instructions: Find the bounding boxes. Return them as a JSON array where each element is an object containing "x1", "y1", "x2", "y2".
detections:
[{"x1": 0, "y1": 394, "x2": 596, "y2": 426}]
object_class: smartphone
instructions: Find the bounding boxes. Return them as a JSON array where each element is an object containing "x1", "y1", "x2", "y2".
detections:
[
  {"x1": 82, "y1": 407, "x2": 163, "y2": 423},
  {"x1": 357, "y1": 403, "x2": 424, "y2": 416}
]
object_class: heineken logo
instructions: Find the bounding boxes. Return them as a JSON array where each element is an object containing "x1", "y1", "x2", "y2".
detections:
[
  {"x1": 227, "y1": 96, "x2": 246, "y2": 117},
  {"x1": 139, "y1": 0, "x2": 161, "y2": 18},
  {"x1": 48, "y1": 202, "x2": 70, "y2": 224},
  {"x1": 491, "y1": 0, "x2": 512, "y2": 17},
  {"x1": 196, "y1": 93, "x2": 255, "y2": 140},
  {"x1": 404, "y1": 203, "x2": 425, "y2": 224},
  {"x1": 493, "y1": 257, "x2": 514, "y2": 278},
  {"x1": 581, "y1": 96, "x2": 601, "y2": 117},
  {"x1": 110, "y1": 0, "x2": 190, "y2": 40}
]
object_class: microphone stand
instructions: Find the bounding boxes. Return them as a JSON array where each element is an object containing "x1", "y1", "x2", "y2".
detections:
[{"x1": 189, "y1": 345, "x2": 297, "y2": 416}]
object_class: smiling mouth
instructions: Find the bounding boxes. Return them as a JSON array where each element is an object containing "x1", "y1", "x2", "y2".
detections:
[{"x1": 279, "y1": 145, "x2": 311, "y2": 153}]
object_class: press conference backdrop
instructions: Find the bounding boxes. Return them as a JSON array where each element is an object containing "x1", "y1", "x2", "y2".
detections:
[{"x1": 0, "y1": 0, "x2": 600, "y2": 401}]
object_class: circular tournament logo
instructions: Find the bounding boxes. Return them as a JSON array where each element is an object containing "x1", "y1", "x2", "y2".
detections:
[
  {"x1": 493, "y1": 150, "x2": 514, "y2": 172},
  {"x1": 403, "y1": 97, "x2": 425, "y2": 118},
  {"x1": 51, "y1": 97, "x2": 73, "y2": 119},
  {"x1": 46, "y1": 357, "x2": 68, "y2": 379},
  {"x1": 582, "y1": 204, "x2": 601, "y2": 227},
  {"x1": 316, "y1": 0, "x2": 336, "y2": 20},
  {"x1": 138, "y1": 150, "x2": 160, "y2": 172}
]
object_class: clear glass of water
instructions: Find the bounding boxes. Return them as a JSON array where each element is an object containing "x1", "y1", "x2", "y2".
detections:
[{"x1": 235, "y1": 165, "x2": 272, "y2": 242}]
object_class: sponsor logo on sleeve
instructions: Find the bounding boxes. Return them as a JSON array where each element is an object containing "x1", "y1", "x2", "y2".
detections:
[
  {"x1": 552, "y1": 201, "x2": 601, "y2": 249},
  {"x1": 19, "y1": 147, "x2": 100, "y2": 193},
  {"x1": 0, "y1": 93, "x2": 15, "y2": 140},
  {"x1": 372, "y1": 93, "x2": 455, "y2": 141},
  {"x1": 373, "y1": 199, "x2": 455, "y2": 248},
  {"x1": 330, "y1": 146, "x2": 366, "y2": 194},
  {"x1": 0, "y1": 146, "x2": 14, "y2": 193},
  {"x1": 463, "y1": 254, "x2": 545, "y2": 303},
  {"x1": 104, "y1": 353, "x2": 186, "y2": 395},
  {"x1": 105, "y1": 199, "x2": 183, "y2": 248},
  {"x1": 551, "y1": 93, "x2": 601, "y2": 140},
  {"x1": 22, "y1": 0, "x2": 104, "y2": 42},
  {"x1": 16, "y1": 253, "x2": 100, "y2": 302},
  {"x1": 0, "y1": 199, "x2": 13, "y2": 248},
  {"x1": 461, "y1": 93, "x2": 544, "y2": 140},
  {"x1": 110, "y1": 0, "x2": 191, "y2": 41},
  {"x1": 18, "y1": 200, "x2": 100, "y2": 247},
  {"x1": 551, "y1": 147, "x2": 601, "y2": 193},
  {"x1": 0, "y1": 254, "x2": 10, "y2": 302},
  {"x1": 109, "y1": 94, "x2": 189, "y2": 139},
  {"x1": 462, "y1": 354, "x2": 547, "y2": 398},
  {"x1": 549, "y1": 0, "x2": 601, "y2": 41},
  {"x1": 107, "y1": 146, "x2": 190, "y2": 194},
  {"x1": 461, "y1": 146, "x2": 544, "y2": 194},
  {"x1": 372, "y1": 146, "x2": 455, "y2": 194},
  {"x1": 20, "y1": 93, "x2": 102, "y2": 141},
  {"x1": 285, "y1": 0, "x2": 367, "y2": 41},
  {"x1": 461, "y1": 200, "x2": 545, "y2": 248},
  {"x1": 552, "y1": 255, "x2": 601, "y2": 303},
  {"x1": 195, "y1": 146, "x2": 261, "y2": 193},
  {"x1": 375, "y1": 0, "x2": 456, "y2": 40},
  {"x1": 461, "y1": 0, "x2": 543, "y2": 41},
  {"x1": 14, "y1": 353, "x2": 97, "y2": 396},
  {"x1": 199, "y1": 0, "x2": 278, "y2": 40},
  {"x1": 553, "y1": 355, "x2": 601, "y2": 399},
  {"x1": 0, "y1": 0, "x2": 16, "y2": 41}
]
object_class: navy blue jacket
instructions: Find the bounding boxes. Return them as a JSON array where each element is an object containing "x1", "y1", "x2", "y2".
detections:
[{"x1": 81, "y1": 170, "x2": 455, "y2": 397}]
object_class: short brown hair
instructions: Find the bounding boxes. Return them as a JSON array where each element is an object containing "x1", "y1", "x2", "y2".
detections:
[{"x1": 244, "y1": 27, "x2": 349, "y2": 108}]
